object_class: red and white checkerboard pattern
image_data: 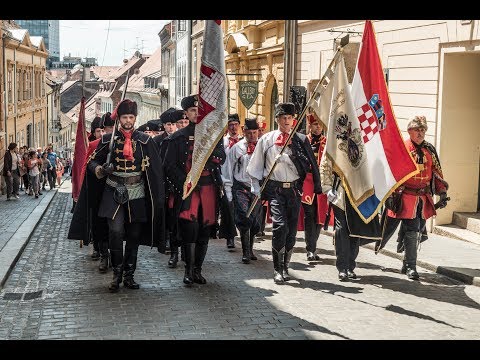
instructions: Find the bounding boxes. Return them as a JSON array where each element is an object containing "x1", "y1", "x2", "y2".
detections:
[
  {"x1": 357, "y1": 103, "x2": 378, "y2": 143},
  {"x1": 200, "y1": 70, "x2": 225, "y2": 108}
]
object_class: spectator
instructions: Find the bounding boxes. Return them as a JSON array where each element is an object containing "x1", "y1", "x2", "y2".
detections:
[
  {"x1": 27, "y1": 149, "x2": 41, "y2": 198},
  {"x1": 21, "y1": 147, "x2": 31, "y2": 195},
  {"x1": 56, "y1": 159, "x2": 64, "y2": 187},
  {"x1": 46, "y1": 147, "x2": 58, "y2": 189},
  {"x1": 2, "y1": 142, "x2": 21, "y2": 200},
  {"x1": 40, "y1": 152, "x2": 51, "y2": 191}
]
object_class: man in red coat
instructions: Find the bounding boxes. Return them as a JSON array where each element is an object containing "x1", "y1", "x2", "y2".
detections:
[
  {"x1": 383, "y1": 116, "x2": 449, "y2": 280},
  {"x1": 300, "y1": 113, "x2": 330, "y2": 261}
]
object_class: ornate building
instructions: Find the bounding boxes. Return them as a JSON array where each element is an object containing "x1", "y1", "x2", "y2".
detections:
[
  {"x1": 223, "y1": 20, "x2": 285, "y2": 130},
  {"x1": 2, "y1": 25, "x2": 49, "y2": 151}
]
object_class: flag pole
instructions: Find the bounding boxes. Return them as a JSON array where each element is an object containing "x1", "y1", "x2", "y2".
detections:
[{"x1": 246, "y1": 38, "x2": 349, "y2": 218}]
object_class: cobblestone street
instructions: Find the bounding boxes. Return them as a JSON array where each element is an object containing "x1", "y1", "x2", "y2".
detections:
[{"x1": 0, "y1": 180, "x2": 479, "y2": 339}]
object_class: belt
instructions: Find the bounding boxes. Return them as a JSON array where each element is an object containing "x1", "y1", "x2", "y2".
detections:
[
  {"x1": 108, "y1": 174, "x2": 143, "y2": 185},
  {"x1": 403, "y1": 186, "x2": 431, "y2": 196},
  {"x1": 269, "y1": 179, "x2": 298, "y2": 189}
]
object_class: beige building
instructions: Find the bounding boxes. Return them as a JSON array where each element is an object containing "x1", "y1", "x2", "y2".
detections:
[
  {"x1": 293, "y1": 20, "x2": 480, "y2": 227},
  {"x1": 2, "y1": 26, "x2": 48, "y2": 151},
  {"x1": 191, "y1": 20, "x2": 204, "y2": 94},
  {"x1": 223, "y1": 20, "x2": 285, "y2": 130}
]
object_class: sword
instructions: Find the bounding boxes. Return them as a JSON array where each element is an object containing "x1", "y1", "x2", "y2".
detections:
[
  {"x1": 106, "y1": 68, "x2": 131, "y2": 166},
  {"x1": 323, "y1": 173, "x2": 339, "y2": 231}
]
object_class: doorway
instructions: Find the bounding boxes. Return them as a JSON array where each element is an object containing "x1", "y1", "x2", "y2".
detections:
[{"x1": 438, "y1": 52, "x2": 480, "y2": 223}]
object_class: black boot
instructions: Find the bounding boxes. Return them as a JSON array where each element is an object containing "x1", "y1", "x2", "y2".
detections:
[
  {"x1": 404, "y1": 231, "x2": 420, "y2": 280},
  {"x1": 123, "y1": 249, "x2": 140, "y2": 289},
  {"x1": 272, "y1": 248, "x2": 285, "y2": 284},
  {"x1": 183, "y1": 243, "x2": 195, "y2": 285},
  {"x1": 180, "y1": 244, "x2": 186, "y2": 262},
  {"x1": 240, "y1": 230, "x2": 251, "y2": 264},
  {"x1": 226, "y1": 237, "x2": 235, "y2": 249},
  {"x1": 91, "y1": 250, "x2": 100, "y2": 260},
  {"x1": 168, "y1": 246, "x2": 179, "y2": 268},
  {"x1": 249, "y1": 230, "x2": 257, "y2": 260},
  {"x1": 109, "y1": 250, "x2": 123, "y2": 292},
  {"x1": 165, "y1": 231, "x2": 171, "y2": 254},
  {"x1": 193, "y1": 243, "x2": 208, "y2": 284},
  {"x1": 283, "y1": 248, "x2": 293, "y2": 281},
  {"x1": 98, "y1": 251, "x2": 109, "y2": 273}
]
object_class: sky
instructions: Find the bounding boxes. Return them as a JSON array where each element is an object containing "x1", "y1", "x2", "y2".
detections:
[{"x1": 60, "y1": 20, "x2": 169, "y2": 66}]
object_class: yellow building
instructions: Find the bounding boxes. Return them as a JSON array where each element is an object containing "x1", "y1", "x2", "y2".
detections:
[
  {"x1": 223, "y1": 20, "x2": 285, "y2": 130},
  {"x1": 293, "y1": 20, "x2": 480, "y2": 229},
  {"x1": 2, "y1": 26, "x2": 48, "y2": 150}
]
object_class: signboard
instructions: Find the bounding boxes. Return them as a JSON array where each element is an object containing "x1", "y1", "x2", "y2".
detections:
[{"x1": 239, "y1": 81, "x2": 259, "y2": 109}]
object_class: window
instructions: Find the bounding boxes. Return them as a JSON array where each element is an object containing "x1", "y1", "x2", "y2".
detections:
[
  {"x1": 17, "y1": 69, "x2": 22, "y2": 101},
  {"x1": 193, "y1": 45, "x2": 197, "y2": 84},
  {"x1": 41, "y1": 73, "x2": 45, "y2": 96},
  {"x1": 23, "y1": 70, "x2": 29, "y2": 100},
  {"x1": 7, "y1": 65, "x2": 13, "y2": 104},
  {"x1": 178, "y1": 20, "x2": 187, "y2": 32}
]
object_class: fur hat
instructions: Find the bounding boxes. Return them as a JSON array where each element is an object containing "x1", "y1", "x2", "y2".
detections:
[
  {"x1": 112, "y1": 99, "x2": 137, "y2": 119},
  {"x1": 243, "y1": 118, "x2": 259, "y2": 130},
  {"x1": 407, "y1": 116, "x2": 428, "y2": 131},
  {"x1": 275, "y1": 102, "x2": 296, "y2": 117},
  {"x1": 147, "y1": 119, "x2": 163, "y2": 132},
  {"x1": 136, "y1": 123, "x2": 148, "y2": 132},
  {"x1": 159, "y1": 107, "x2": 185, "y2": 124},
  {"x1": 181, "y1": 94, "x2": 199, "y2": 111},
  {"x1": 228, "y1": 113, "x2": 240, "y2": 124},
  {"x1": 90, "y1": 116, "x2": 104, "y2": 133},
  {"x1": 102, "y1": 112, "x2": 115, "y2": 127}
]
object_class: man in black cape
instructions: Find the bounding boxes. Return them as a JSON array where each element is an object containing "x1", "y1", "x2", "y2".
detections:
[{"x1": 68, "y1": 99, "x2": 166, "y2": 292}]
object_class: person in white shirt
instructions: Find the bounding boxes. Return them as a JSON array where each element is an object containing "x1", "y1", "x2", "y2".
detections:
[
  {"x1": 247, "y1": 103, "x2": 321, "y2": 284},
  {"x1": 223, "y1": 118, "x2": 261, "y2": 263},
  {"x1": 219, "y1": 113, "x2": 242, "y2": 248}
]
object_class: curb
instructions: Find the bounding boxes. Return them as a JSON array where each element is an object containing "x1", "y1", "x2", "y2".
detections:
[
  {"x1": 307, "y1": 228, "x2": 480, "y2": 287},
  {"x1": 362, "y1": 243, "x2": 480, "y2": 287},
  {"x1": 0, "y1": 183, "x2": 62, "y2": 290}
]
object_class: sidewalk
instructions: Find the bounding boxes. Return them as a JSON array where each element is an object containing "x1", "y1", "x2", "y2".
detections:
[
  {"x1": 0, "y1": 178, "x2": 66, "y2": 289},
  {"x1": 361, "y1": 228, "x2": 480, "y2": 287}
]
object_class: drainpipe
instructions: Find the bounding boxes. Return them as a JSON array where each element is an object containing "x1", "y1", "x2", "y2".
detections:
[
  {"x1": 2, "y1": 33, "x2": 7, "y2": 151},
  {"x1": 283, "y1": 20, "x2": 297, "y2": 102}
]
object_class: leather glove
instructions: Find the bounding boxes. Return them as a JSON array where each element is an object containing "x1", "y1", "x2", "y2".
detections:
[
  {"x1": 438, "y1": 192, "x2": 449, "y2": 209},
  {"x1": 95, "y1": 163, "x2": 114, "y2": 179},
  {"x1": 251, "y1": 179, "x2": 261, "y2": 197},
  {"x1": 327, "y1": 189, "x2": 338, "y2": 203},
  {"x1": 225, "y1": 189, "x2": 233, "y2": 202}
]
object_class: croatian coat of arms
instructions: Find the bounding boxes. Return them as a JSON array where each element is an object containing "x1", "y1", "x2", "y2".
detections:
[{"x1": 335, "y1": 112, "x2": 364, "y2": 168}]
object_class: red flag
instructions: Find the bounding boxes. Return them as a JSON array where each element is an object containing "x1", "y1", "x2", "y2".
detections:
[
  {"x1": 351, "y1": 20, "x2": 419, "y2": 222},
  {"x1": 71, "y1": 97, "x2": 88, "y2": 201}
]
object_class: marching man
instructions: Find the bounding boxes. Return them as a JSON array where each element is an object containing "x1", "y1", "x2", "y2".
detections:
[
  {"x1": 223, "y1": 118, "x2": 261, "y2": 264},
  {"x1": 247, "y1": 103, "x2": 321, "y2": 284}
]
